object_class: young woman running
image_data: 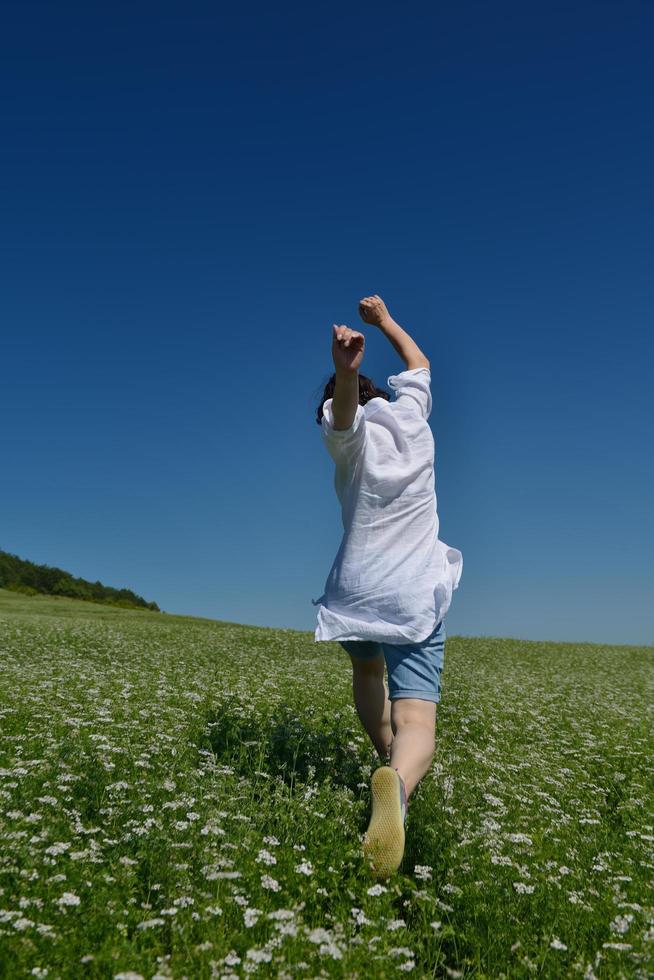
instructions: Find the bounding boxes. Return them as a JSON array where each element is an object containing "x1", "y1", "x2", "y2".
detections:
[{"x1": 312, "y1": 295, "x2": 463, "y2": 878}]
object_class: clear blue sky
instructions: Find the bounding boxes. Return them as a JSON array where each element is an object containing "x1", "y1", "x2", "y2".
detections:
[{"x1": 2, "y1": 1, "x2": 652, "y2": 646}]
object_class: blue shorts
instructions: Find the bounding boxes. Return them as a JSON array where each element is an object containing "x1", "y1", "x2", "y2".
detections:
[{"x1": 338, "y1": 619, "x2": 446, "y2": 703}]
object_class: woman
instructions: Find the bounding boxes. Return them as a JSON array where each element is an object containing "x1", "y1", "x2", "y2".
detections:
[{"x1": 312, "y1": 294, "x2": 463, "y2": 878}]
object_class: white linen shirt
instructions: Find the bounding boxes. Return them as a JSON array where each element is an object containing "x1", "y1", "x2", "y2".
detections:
[{"x1": 312, "y1": 367, "x2": 463, "y2": 644}]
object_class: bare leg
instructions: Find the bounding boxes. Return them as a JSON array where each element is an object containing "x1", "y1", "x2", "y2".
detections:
[
  {"x1": 389, "y1": 698, "x2": 436, "y2": 800},
  {"x1": 348, "y1": 653, "x2": 394, "y2": 760}
]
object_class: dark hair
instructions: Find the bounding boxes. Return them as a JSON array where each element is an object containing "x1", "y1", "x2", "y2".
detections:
[{"x1": 315, "y1": 372, "x2": 390, "y2": 425}]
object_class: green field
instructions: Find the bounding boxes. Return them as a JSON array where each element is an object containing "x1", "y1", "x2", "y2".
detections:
[{"x1": 1, "y1": 588, "x2": 653, "y2": 979}]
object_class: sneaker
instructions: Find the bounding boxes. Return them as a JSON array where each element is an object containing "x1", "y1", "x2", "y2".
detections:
[{"x1": 362, "y1": 766, "x2": 406, "y2": 878}]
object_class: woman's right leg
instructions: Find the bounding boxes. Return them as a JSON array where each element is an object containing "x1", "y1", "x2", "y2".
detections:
[
  {"x1": 384, "y1": 621, "x2": 445, "y2": 800},
  {"x1": 389, "y1": 698, "x2": 437, "y2": 801}
]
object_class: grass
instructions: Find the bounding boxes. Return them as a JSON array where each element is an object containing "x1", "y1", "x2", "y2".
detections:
[{"x1": 0, "y1": 587, "x2": 652, "y2": 979}]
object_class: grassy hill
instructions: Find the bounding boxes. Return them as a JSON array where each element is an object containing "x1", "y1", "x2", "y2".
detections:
[
  {"x1": 0, "y1": 588, "x2": 652, "y2": 978},
  {"x1": 0, "y1": 548, "x2": 160, "y2": 611}
]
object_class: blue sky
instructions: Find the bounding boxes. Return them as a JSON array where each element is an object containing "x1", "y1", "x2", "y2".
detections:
[{"x1": 2, "y1": 1, "x2": 652, "y2": 645}]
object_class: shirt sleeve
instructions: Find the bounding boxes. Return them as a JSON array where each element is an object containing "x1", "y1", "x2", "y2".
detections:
[
  {"x1": 387, "y1": 367, "x2": 432, "y2": 421},
  {"x1": 320, "y1": 399, "x2": 367, "y2": 467}
]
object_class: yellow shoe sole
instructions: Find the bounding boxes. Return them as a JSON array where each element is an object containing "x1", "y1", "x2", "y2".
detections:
[{"x1": 362, "y1": 766, "x2": 405, "y2": 878}]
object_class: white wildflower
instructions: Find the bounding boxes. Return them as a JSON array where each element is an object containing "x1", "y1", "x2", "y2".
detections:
[
  {"x1": 243, "y1": 907, "x2": 261, "y2": 928},
  {"x1": 246, "y1": 948, "x2": 272, "y2": 963},
  {"x1": 506, "y1": 833, "x2": 533, "y2": 845},
  {"x1": 413, "y1": 865, "x2": 432, "y2": 881},
  {"x1": 491, "y1": 854, "x2": 513, "y2": 866},
  {"x1": 483, "y1": 794, "x2": 505, "y2": 807},
  {"x1": 319, "y1": 939, "x2": 343, "y2": 960},
  {"x1": 13, "y1": 918, "x2": 34, "y2": 931},
  {"x1": 367, "y1": 884, "x2": 387, "y2": 896},
  {"x1": 136, "y1": 918, "x2": 165, "y2": 930},
  {"x1": 610, "y1": 914, "x2": 633, "y2": 934},
  {"x1": 57, "y1": 892, "x2": 80, "y2": 908}
]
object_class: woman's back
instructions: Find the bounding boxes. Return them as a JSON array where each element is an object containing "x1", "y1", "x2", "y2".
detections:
[{"x1": 313, "y1": 367, "x2": 462, "y2": 645}]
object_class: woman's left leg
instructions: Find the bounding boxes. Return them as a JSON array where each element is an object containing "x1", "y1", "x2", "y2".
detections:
[{"x1": 347, "y1": 652, "x2": 394, "y2": 760}]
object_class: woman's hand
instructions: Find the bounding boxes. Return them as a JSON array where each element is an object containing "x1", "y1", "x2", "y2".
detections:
[
  {"x1": 358, "y1": 294, "x2": 391, "y2": 327},
  {"x1": 332, "y1": 323, "x2": 365, "y2": 374}
]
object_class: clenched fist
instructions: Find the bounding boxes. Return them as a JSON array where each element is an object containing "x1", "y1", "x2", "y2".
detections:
[
  {"x1": 358, "y1": 294, "x2": 391, "y2": 327},
  {"x1": 332, "y1": 323, "x2": 365, "y2": 374}
]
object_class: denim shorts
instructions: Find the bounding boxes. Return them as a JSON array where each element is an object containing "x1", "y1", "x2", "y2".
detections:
[{"x1": 338, "y1": 619, "x2": 446, "y2": 703}]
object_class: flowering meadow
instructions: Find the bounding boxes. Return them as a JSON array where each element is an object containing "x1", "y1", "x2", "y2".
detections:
[{"x1": 1, "y1": 589, "x2": 653, "y2": 979}]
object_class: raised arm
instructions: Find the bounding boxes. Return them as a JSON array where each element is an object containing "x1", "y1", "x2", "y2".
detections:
[
  {"x1": 358, "y1": 295, "x2": 430, "y2": 370},
  {"x1": 330, "y1": 323, "x2": 365, "y2": 430}
]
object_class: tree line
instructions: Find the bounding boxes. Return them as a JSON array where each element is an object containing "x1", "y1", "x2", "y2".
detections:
[{"x1": 0, "y1": 549, "x2": 160, "y2": 611}]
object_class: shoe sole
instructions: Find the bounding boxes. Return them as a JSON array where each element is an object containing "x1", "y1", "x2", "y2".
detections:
[{"x1": 362, "y1": 766, "x2": 405, "y2": 878}]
